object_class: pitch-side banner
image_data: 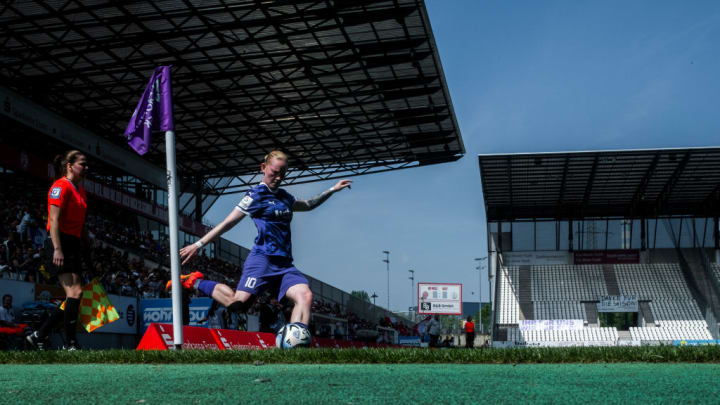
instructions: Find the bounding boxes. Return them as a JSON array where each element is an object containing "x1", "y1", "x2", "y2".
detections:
[
  {"x1": 140, "y1": 298, "x2": 211, "y2": 332},
  {"x1": 597, "y1": 295, "x2": 638, "y2": 312},
  {"x1": 519, "y1": 319, "x2": 584, "y2": 331},
  {"x1": 418, "y1": 283, "x2": 462, "y2": 315}
]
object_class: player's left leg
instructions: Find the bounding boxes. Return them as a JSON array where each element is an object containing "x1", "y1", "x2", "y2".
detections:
[{"x1": 284, "y1": 284, "x2": 312, "y2": 324}]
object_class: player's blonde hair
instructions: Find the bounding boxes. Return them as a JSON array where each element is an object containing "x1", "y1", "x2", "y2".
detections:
[{"x1": 264, "y1": 150, "x2": 288, "y2": 165}]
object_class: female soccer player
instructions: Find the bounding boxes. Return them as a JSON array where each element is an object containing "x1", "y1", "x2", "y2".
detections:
[
  {"x1": 171, "y1": 150, "x2": 351, "y2": 330},
  {"x1": 27, "y1": 150, "x2": 89, "y2": 350}
]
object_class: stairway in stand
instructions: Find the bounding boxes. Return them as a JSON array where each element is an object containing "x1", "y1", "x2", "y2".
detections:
[
  {"x1": 518, "y1": 265, "x2": 533, "y2": 320},
  {"x1": 602, "y1": 264, "x2": 621, "y2": 296}
]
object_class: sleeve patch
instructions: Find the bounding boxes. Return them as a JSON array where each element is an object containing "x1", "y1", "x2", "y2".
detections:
[
  {"x1": 50, "y1": 187, "x2": 62, "y2": 200},
  {"x1": 238, "y1": 195, "x2": 253, "y2": 210}
]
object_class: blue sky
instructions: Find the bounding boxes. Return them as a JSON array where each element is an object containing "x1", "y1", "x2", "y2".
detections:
[{"x1": 205, "y1": 1, "x2": 720, "y2": 312}]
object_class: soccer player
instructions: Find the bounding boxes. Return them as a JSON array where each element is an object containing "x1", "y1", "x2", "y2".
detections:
[
  {"x1": 27, "y1": 150, "x2": 89, "y2": 350},
  {"x1": 170, "y1": 150, "x2": 351, "y2": 333}
]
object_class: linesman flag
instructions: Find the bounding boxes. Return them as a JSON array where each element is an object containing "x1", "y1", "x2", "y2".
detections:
[
  {"x1": 61, "y1": 278, "x2": 120, "y2": 333},
  {"x1": 124, "y1": 66, "x2": 174, "y2": 155}
]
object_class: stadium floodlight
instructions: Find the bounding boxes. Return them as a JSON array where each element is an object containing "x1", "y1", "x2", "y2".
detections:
[
  {"x1": 382, "y1": 251, "x2": 390, "y2": 310},
  {"x1": 475, "y1": 257, "x2": 487, "y2": 333},
  {"x1": 408, "y1": 269, "x2": 415, "y2": 317}
]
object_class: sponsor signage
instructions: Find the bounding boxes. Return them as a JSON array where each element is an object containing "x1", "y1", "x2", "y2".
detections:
[
  {"x1": 82, "y1": 177, "x2": 211, "y2": 236},
  {"x1": 398, "y1": 336, "x2": 422, "y2": 347},
  {"x1": 673, "y1": 340, "x2": 720, "y2": 346},
  {"x1": 574, "y1": 250, "x2": 640, "y2": 265},
  {"x1": 597, "y1": 295, "x2": 638, "y2": 312},
  {"x1": 137, "y1": 323, "x2": 221, "y2": 350},
  {"x1": 501, "y1": 341, "x2": 616, "y2": 348},
  {"x1": 140, "y1": 298, "x2": 212, "y2": 332},
  {"x1": 418, "y1": 283, "x2": 462, "y2": 315},
  {"x1": 502, "y1": 251, "x2": 570, "y2": 266},
  {"x1": 212, "y1": 329, "x2": 275, "y2": 350},
  {"x1": 518, "y1": 319, "x2": 584, "y2": 331}
]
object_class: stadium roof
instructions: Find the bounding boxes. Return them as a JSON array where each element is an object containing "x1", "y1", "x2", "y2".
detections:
[
  {"x1": 0, "y1": 0, "x2": 464, "y2": 200},
  {"x1": 478, "y1": 147, "x2": 720, "y2": 221}
]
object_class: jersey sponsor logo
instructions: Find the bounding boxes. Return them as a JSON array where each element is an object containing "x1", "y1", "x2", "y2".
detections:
[
  {"x1": 238, "y1": 195, "x2": 253, "y2": 210},
  {"x1": 50, "y1": 187, "x2": 62, "y2": 199},
  {"x1": 274, "y1": 209, "x2": 291, "y2": 218}
]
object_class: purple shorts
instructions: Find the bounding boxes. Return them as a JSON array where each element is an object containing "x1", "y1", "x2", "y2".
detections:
[{"x1": 236, "y1": 252, "x2": 309, "y2": 300}]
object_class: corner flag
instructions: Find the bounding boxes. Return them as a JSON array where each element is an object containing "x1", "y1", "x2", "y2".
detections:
[
  {"x1": 123, "y1": 66, "x2": 183, "y2": 348},
  {"x1": 124, "y1": 66, "x2": 174, "y2": 155}
]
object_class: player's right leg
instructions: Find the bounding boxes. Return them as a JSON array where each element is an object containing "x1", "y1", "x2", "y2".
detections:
[{"x1": 167, "y1": 272, "x2": 255, "y2": 311}]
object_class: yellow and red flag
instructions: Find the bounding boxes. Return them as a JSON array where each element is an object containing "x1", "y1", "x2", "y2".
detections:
[{"x1": 61, "y1": 278, "x2": 119, "y2": 332}]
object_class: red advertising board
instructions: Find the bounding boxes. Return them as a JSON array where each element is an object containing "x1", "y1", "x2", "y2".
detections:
[
  {"x1": 211, "y1": 328, "x2": 275, "y2": 350},
  {"x1": 137, "y1": 323, "x2": 222, "y2": 350},
  {"x1": 137, "y1": 324, "x2": 403, "y2": 350},
  {"x1": 573, "y1": 250, "x2": 640, "y2": 265}
]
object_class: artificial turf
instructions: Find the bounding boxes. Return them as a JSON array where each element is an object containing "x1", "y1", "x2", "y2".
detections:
[{"x1": 3, "y1": 363, "x2": 720, "y2": 404}]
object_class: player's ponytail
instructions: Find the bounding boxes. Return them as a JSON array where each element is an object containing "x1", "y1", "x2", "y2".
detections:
[{"x1": 53, "y1": 150, "x2": 83, "y2": 179}]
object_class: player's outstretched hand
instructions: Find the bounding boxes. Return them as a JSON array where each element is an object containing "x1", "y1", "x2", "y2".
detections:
[
  {"x1": 179, "y1": 243, "x2": 199, "y2": 265},
  {"x1": 333, "y1": 179, "x2": 352, "y2": 191}
]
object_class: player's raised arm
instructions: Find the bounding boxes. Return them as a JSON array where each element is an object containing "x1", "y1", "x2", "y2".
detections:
[
  {"x1": 180, "y1": 208, "x2": 246, "y2": 265},
  {"x1": 293, "y1": 180, "x2": 352, "y2": 212}
]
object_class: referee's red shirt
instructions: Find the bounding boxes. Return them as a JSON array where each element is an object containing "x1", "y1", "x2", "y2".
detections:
[{"x1": 47, "y1": 177, "x2": 87, "y2": 238}]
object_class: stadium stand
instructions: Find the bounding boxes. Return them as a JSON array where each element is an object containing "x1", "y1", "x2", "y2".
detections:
[
  {"x1": 480, "y1": 148, "x2": 720, "y2": 346},
  {"x1": 713, "y1": 264, "x2": 720, "y2": 286},
  {"x1": 506, "y1": 326, "x2": 618, "y2": 343},
  {"x1": 495, "y1": 262, "x2": 714, "y2": 344},
  {"x1": 496, "y1": 266, "x2": 519, "y2": 324}
]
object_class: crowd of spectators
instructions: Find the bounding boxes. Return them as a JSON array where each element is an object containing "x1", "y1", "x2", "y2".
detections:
[
  {"x1": 0, "y1": 188, "x2": 46, "y2": 284},
  {"x1": 0, "y1": 180, "x2": 408, "y2": 338}
]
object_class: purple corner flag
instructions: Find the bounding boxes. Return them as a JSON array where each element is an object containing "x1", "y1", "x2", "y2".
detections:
[{"x1": 124, "y1": 66, "x2": 174, "y2": 155}]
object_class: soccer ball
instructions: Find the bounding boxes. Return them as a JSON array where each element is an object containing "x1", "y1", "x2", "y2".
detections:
[{"x1": 276, "y1": 323, "x2": 312, "y2": 349}]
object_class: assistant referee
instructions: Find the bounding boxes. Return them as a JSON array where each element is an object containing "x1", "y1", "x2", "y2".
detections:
[{"x1": 27, "y1": 150, "x2": 89, "y2": 350}]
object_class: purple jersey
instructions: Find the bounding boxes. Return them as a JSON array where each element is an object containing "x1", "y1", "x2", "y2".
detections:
[{"x1": 236, "y1": 183, "x2": 296, "y2": 259}]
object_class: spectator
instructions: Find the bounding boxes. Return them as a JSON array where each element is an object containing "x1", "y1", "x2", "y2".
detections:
[
  {"x1": 0, "y1": 294, "x2": 16, "y2": 327},
  {"x1": 464, "y1": 316, "x2": 475, "y2": 349},
  {"x1": 427, "y1": 315, "x2": 441, "y2": 348}
]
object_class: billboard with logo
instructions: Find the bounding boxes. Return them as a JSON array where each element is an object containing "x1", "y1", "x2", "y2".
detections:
[
  {"x1": 140, "y1": 297, "x2": 212, "y2": 332},
  {"x1": 418, "y1": 283, "x2": 462, "y2": 315}
]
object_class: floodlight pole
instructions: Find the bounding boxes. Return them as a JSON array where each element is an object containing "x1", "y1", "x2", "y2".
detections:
[
  {"x1": 383, "y1": 251, "x2": 390, "y2": 311},
  {"x1": 475, "y1": 257, "x2": 487, "y2": 334},
  {"x1": 408, "y1": 269, "x2": 415, "y2": 318},
  {"x1": 166, "y1": 130, "x2": 183, "y2": 349}
]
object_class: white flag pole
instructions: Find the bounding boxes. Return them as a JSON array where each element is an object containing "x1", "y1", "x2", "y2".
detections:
[{"x1": 165, "y1": 129, "x2": 184, "y2": 349}]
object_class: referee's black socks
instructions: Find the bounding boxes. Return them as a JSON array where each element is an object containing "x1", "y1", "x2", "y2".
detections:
[{"x1": 64, "y1": 297, "x2": 81, "y2": 345}]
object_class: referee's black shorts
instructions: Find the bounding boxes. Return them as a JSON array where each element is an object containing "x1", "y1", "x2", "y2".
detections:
[{"x1": 45, "y1": 232, "x2": 83, "y2": 276}]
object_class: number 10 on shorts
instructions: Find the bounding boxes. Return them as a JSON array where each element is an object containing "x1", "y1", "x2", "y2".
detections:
[{"x1": 244, "y1": 277, "x2": 257, "y2": 289}]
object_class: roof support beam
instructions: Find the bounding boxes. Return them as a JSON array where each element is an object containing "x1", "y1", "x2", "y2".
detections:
[
  {"x1": 655, "y1": 152, "x2": 690, "y2": 214},
  {"x1": 629, "y1": 152, "x2": 661, "y2": 216}
]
